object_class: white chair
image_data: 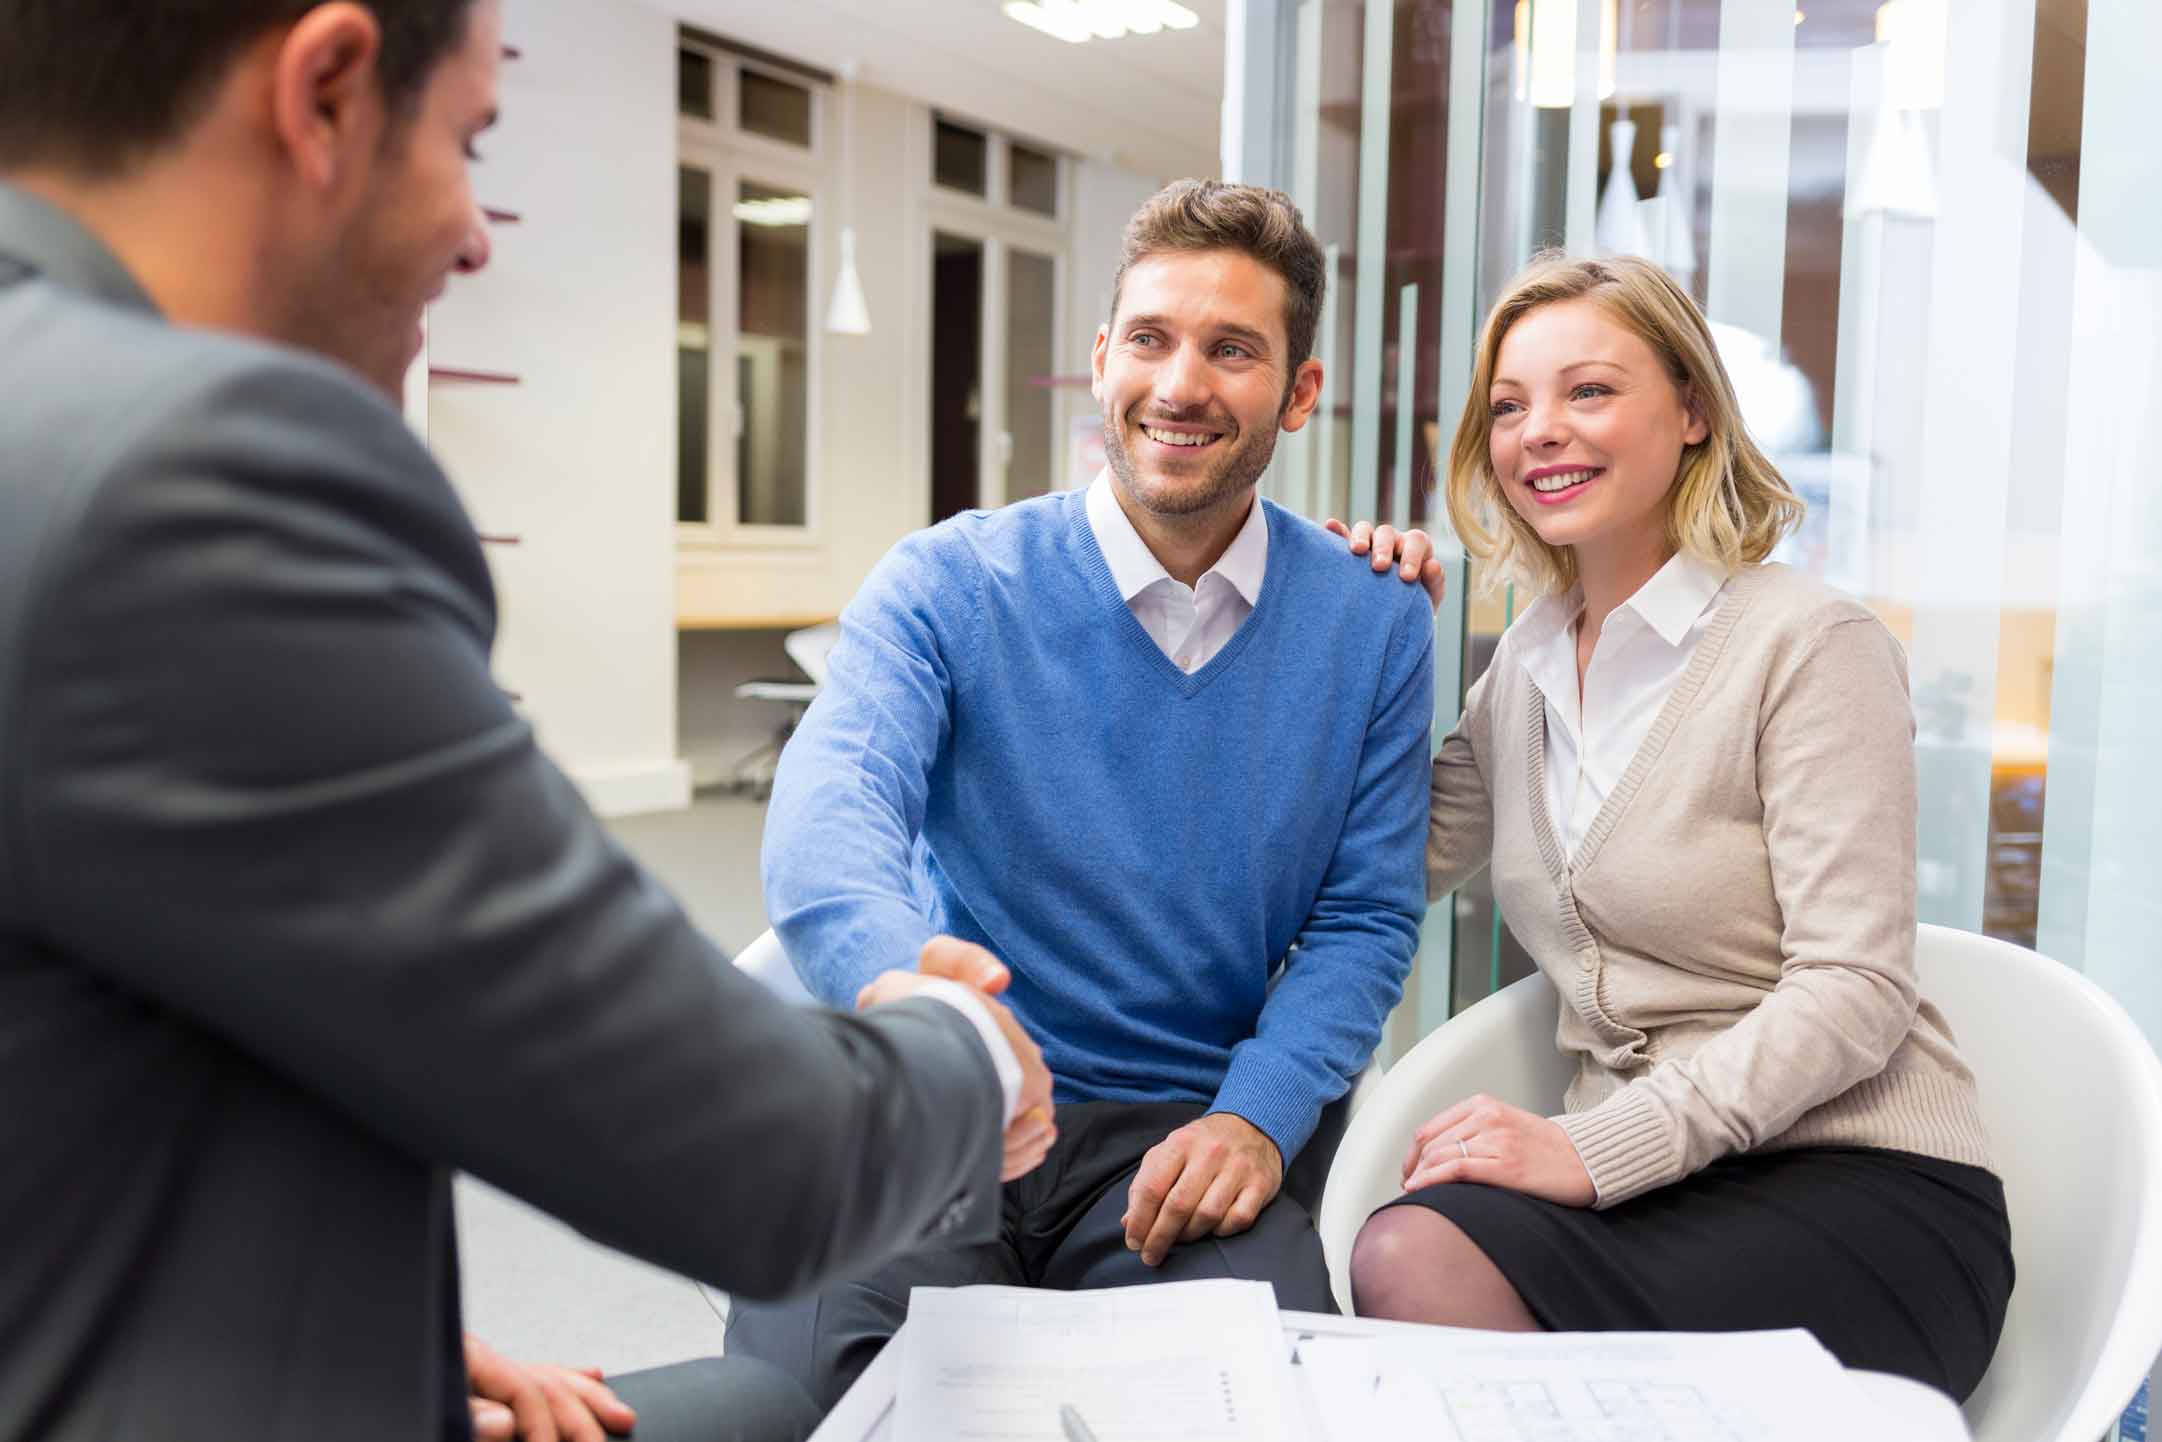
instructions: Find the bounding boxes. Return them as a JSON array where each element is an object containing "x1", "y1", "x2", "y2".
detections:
[
  {"x1": 1315, "y1": 923, "x2": 2162, "y2": 1442},
  {"x1": 731, "y1": 926, "x2": 815, "y2": 1006},
  {"x1": 1316, "y1": 967, "x2": 1571, "y2": 1317}
]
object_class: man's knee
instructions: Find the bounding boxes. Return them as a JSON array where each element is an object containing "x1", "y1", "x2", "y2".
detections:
[
  {"x1": 726, "y1": 1284, "x2": 902, "y2": 1416},
  {"x1": 607, "y1": 1355, "x2": 821, "y2": 1442},
  {"x1": 1203, "y1": 1195, "x2": 1334, "y2": 1312},
  {"x1": 728, "y1": 1243, "x2": 1015, "y2": 1416}
]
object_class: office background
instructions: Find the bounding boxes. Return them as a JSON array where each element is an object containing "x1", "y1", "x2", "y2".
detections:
[{"x1": 417, "y1": 0, "x2": 2158, "y2": 1415}]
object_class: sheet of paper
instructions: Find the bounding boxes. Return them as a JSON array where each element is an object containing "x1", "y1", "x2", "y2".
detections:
[
  {"x1": 1298, "y1": 1328, "x2": 1880, "y2": 1442},
  {"x1": 893, "y1": 1279, "x2": 1290, "y2": 1442}
]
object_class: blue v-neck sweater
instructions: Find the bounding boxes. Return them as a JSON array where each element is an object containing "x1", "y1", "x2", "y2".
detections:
[{"x1": 763, "y1": 489, "x2": 1433, "y2": 1164}]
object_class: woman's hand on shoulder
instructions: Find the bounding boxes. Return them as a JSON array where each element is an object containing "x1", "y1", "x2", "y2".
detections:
[
  {"x1": 1325, "y1": 518, "x2": 1447, "y2": 610},
  {"x1": 1401, "y1": 1093, "x2": 1596, "y2": 1207}
]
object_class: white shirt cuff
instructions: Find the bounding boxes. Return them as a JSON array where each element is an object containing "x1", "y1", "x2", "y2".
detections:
[{"x1": 914, "y1": 979, "x2": 1024, "y2": 1125}]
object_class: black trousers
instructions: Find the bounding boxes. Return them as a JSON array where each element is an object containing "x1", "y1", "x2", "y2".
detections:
[
  {"x1": 600, "y1": 1357, "x2": 821, "y2": 1442},
  {"x1": 725, "y1": 1100, "x2": 1337, "y2": 1414}
]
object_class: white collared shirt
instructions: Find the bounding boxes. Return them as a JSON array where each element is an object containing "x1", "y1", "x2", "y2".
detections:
[
  {"x1": 1514, "y1": 552, "x2": 1733, "y2": 859},
  {"x1": 1085, "y1": 470, "x2": 1268, "y2": 673},
  {"x1": 912, "y1": 980, "x2": 1025, "y2": 1122}
]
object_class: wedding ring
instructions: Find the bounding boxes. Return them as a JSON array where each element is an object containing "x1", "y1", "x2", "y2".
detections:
[{"x1": 1457, "y1": 1138, "x2": 1471, "y2": 1161}]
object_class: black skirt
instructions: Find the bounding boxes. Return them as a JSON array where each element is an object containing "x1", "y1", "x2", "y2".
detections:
[{"x1": 1380, "y1": 1145, "x2": 2014, "y2": 1401}]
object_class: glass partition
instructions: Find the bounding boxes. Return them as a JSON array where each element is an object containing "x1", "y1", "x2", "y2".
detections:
[{"x1": 1268, "y1": 0, "x2": 2162, "y2": 1053}]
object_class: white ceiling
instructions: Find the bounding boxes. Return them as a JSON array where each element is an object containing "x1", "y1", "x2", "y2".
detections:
[{"x1": 664, "y1": 0, "x2": 1226, "y2": 182}]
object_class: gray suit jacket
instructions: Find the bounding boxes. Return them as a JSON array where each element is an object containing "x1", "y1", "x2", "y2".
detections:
[{"x1": 0, "y1": 183, "x2": 1002, "y2": 1442}]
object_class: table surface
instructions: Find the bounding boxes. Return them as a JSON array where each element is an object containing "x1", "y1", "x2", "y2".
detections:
[{"x1": 807, "y1": 1307, "x2": 1973, "y2": 1441}]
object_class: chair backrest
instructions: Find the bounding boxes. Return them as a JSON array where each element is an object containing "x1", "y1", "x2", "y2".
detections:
[
  {"x1": 733, "y1": 927, "x2": 816, "y2": 1006},
  {"x1": 783, "y1": 623, "x2": 841, "y2": 688},
  {"x1": 1912, "y1": 924, "x2": 2162, "y2": 1442},
  {"x1": 1316, "y1": 970, "x2": 1570, "y2": 1313}
]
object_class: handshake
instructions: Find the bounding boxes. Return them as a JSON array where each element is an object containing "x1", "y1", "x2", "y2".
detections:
[{"x1": 856, "y1": 937, "x2": 1058, "y2": 1182}]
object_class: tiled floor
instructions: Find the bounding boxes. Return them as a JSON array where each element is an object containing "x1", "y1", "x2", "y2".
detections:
[{"x1": 454, "y1": 789, "x2": 769, "y2": 1375}]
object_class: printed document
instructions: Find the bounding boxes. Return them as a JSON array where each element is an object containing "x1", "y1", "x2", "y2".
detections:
[
  {"x1": 893, "y1": 1279, "x2": 1289, "y2": 1442},
  {"x1": 1298, "y1": 1327, "x2": 1880, "y2": 1442}
]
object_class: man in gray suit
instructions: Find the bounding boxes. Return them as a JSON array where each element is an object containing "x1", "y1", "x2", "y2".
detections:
[{"x1": 0, "y1": 3, "x2": 1058, "y2": 1441}]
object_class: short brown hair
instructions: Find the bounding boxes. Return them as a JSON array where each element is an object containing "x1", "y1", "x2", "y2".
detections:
[
  {"x1": 0, "y1": 0, "x2": 481, "y2": 176},
  {"x1": 1446, "y1": 251, "x2": 1805, "y2": 594},
  {"x1": 1110, "y1": 179, "x2": 1327, "y2": 373}
]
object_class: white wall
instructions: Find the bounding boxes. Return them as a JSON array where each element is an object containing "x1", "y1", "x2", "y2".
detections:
[
  {"x1": 416, "y1": 1, "x2": 1177, "y2": 807},
  {"x1": 676, "y1": 79, "x2": 927, "y2": 626},
  {"x1": 673, "y1": 98, "x2": 1173, "y2": 782},
  {"x1": 1063, "y1": 157, "x2": 1167, "y2": 477},
  {"x1": 423, "y1": 0, "x2": 689, "y2": 817}
]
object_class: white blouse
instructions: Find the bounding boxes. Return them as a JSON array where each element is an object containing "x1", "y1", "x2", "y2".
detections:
[
  {"x1": 1084, "y1": 470, "x2": 1267, "y2": 674},
  {"x1": 1511, "y1": 551, "x2": 1732, "y2": 859}
]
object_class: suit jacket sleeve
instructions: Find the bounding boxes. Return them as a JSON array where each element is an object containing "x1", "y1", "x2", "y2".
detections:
[{"x1": 6, "y1": 355, "x2": 1002, "y2": 1301}]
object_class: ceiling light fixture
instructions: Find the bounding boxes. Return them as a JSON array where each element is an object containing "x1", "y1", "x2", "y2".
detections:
[
  {"x1": 826, "y1": 61, "x2": 871, "y2": 335},
  {"x1": 733, "y1": 195, "x2": 812, "y2": 227},
  {"x1": 1002, "y1": 0, "x2": 1200, "y2": 46}
]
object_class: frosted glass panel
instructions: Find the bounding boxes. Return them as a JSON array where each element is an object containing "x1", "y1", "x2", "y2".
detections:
[
  {"x1": 1270, "y1": 0, "x2": 2162, "y2": 1058},
  {"x1": 2035, "y1": 0, "x2": 2162, "y2": 1050}
]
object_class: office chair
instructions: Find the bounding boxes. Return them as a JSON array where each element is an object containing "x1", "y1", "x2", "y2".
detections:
[
  {"x1": 1316, "y1": 923, "x2": 2162, "y2": 1442},
  {"x1": 730, "y1": 622, "x2": 840, "y2": 799}
]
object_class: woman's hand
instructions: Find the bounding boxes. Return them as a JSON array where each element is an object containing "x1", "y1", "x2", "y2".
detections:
[
  {"x1": 1401, "y1": 1093, "x2": 1596, "y2": 1207},
  {"x1": 1324, "y1": 518, "x2": 1446, "y2": 610}
]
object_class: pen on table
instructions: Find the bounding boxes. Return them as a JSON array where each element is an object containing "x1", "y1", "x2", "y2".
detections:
[{"x1": 1058, "y1": 1401, "x2": 1101, "y2": 1442}]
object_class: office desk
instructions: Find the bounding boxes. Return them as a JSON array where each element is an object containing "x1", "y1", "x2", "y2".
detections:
[{"x1": 808, "y1": 1308, "x2": 1973, "y2": 1441}]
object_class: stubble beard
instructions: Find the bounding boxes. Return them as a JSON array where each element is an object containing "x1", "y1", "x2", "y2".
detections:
[{"x1": 1101, "y1": 404, "x2": 1282, "y2": 519}]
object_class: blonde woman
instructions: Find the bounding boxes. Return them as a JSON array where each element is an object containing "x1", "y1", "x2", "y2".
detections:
[{"x1": 1337, "y1": 254, "x2": 2012, "y2": 1400}]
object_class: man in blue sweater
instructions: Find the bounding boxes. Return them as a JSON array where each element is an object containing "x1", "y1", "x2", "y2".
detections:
[{"x1": 729, "y1": 180, "x2": 1436, "y2": 1410}]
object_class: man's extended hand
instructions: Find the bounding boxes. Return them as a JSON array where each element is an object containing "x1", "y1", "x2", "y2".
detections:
[
  {"x1": 464, "y1": 1335, "x2": 634, "y2": 1442},
  {"x1": 1324, "y1": 517, "x2": 1446, "y2": 610},
  {"x1": 856, "y1": 936, "x2": 1057, "y2": 1181},
  {"x1": 1121, "y1": 1112, "x2": 1283, "y2": 1267}
]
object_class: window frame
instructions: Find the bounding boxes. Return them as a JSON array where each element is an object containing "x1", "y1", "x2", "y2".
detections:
[
  {"x1": 676, "y1": 41, "x2": 830, "y2": 549},
  {"x1": 920, "y1": 174, "x2": 1072, "y2": 515},
  {"x1": 930, "y1": 111, "x2": 1068, "y2": 225}
]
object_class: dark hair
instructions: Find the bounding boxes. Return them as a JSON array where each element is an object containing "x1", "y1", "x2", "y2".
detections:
[
  {"x1": 0, "y1": 0, "x2": 481, "y2": 175},
  {"x1": 1110, "y1": 179, "x2": 1328, "y2": 373}
]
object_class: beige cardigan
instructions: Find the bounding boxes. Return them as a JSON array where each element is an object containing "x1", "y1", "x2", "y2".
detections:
[{"x1": 1430, "y1": 563, "x2": 1994, "y2": 1208}]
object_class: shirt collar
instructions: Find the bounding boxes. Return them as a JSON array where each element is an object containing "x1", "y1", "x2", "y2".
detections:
[
  {"x1": 1508, "y1": 584, "x2": 1586, "y2": 658},
  {"x1": 0, "y1": 182, "x2": 160, "y2": 316},
  {"x1": 1506, "y1": 550, "x2": 1729, "y2": 712},
  {"x1": 1622, "y1": 551, "x2": 1731, "y2": 646},
  {"x1": 1084, "y1": 469, "x2": 1268, "y2": 605}
]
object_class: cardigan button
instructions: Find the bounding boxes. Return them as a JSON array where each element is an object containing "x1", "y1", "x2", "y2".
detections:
[{"x1": 1578, "y1": 955, "x2": 1595, "y2": 973}]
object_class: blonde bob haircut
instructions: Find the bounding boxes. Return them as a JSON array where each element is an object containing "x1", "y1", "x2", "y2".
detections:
[{"x1": 1445, "y1": 251, "x2": 1804, "y2": 596}]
